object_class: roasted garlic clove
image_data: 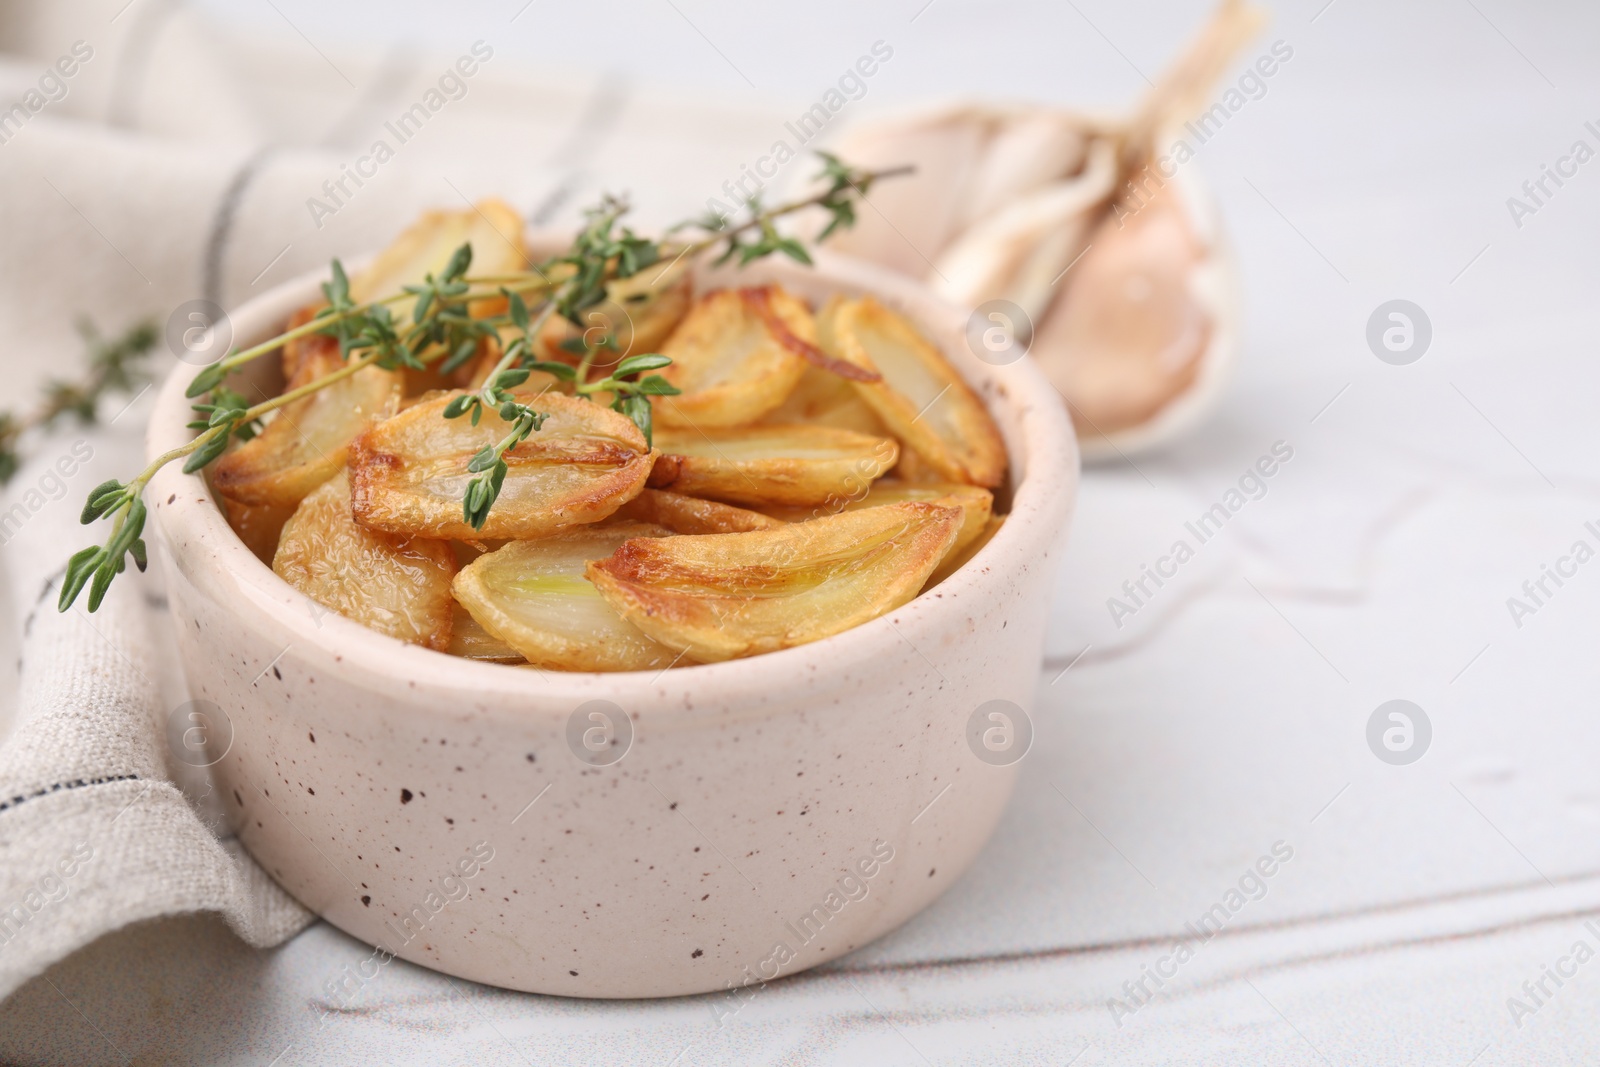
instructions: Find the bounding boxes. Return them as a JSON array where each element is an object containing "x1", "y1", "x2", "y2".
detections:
[
  {"x1": 210, "y1": 349, "x2": 401, "y2": 508},
  {"x1": 759, "y1": 363, "x2": 889, "y2": 437},
  {"x1": 223, "y1": 497, "x2": 296, "y2": 565},
  {"x1": 274, "y1": 201, "x2": 532, "y2": 395},
  {"x1": 764, "y1": 481, "x2": 992, "y2": 555},
  {"x1": 350, "y1": 198, "x2": 527, "y2": 318},
  {"x1": 537, "y1": 264, "x2": 693, "y2": 372},
  {"x1": 648, "y1": 424, "x2": 897, "y2": 507},
  {"x1": 453, "y1": 524, "x2": 679, "y2": 671},
  {"x1": 464, "y1": 329, "x2": 574, "y2": 393},
  {"x1": 819, "y1": 296, "x2": 1006, "y2": 488},
  {"x1": 887, "y1": 446, "x2": 949, "y2": 485},
  {"x1": 282, "y1": 302, "x2": 471, "y2": 398},
  {"x1": 654, "y1": 286, "x2": 820, "y2": 429},
  {"x1": 348, "y1": 391, "x2": 656, "y2": 540},
  {"x1": 924, "y1": 513, "x2": 1005, "y2": 590},
  {"x1": 281, "y1": 304, "x2": 340, "y2": 383},
  {"x1": 610, "y1": 488, "x2": 784, "y2": 534},
  {"x1": 587, "y1": 502, "x2": 964, "y2": 662},
  {"x1": 447, "y1": 603, "x2": 524, "y2": 662},
  {"x1": 272, "y1": 472, "x2": 457, "y2": 650}
]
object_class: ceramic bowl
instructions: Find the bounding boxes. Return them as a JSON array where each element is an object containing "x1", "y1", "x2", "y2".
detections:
[{"x1": 146, "y1": 237, "x2": 1078, "y2": 998}]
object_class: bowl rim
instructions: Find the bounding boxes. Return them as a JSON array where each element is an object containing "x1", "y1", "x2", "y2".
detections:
[{"x1": 147, "y1": 233, "x2": 1079, "y2": 710}]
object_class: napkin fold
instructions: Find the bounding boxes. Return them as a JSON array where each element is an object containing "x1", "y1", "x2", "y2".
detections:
[{"x1": 0, "y1": 427, "x2": 312, "y2": 1002}]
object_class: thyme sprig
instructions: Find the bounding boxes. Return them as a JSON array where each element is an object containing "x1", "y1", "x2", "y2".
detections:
[
  {"x1": 62, "y1": 152, "x2": 910, "y2": 611},
  {"x1": 60, "y1": 350, "x2": 387, "y2": 611},
  {"x1": 683, "y1": 152, "x2": 912, "y2": 262},
  {"x1": 0, "y1": 318, "x2": 157, "y2": 485},
  {"x1": 444, "y1": 289, "x2": 555, "y2": 530}
]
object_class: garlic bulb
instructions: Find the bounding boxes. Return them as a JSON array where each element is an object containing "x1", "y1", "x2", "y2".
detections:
[{"x1": 818, "y1": 0, "x2": 1264, "y2": 461}]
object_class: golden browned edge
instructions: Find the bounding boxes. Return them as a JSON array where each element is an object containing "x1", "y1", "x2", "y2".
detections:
[
  {"x1": 611, "y1": 488, "x2": 785, "y2": 534},
  {"x1": 273, "y1": 473, "x2": 458, "y2": 651},
  {"x1": 583, "y1": 501, "x2": 965, "y2": 660},
  {"x1": 925, "y1": 513, "x2": 1005, "y2": 590},
  {"x1": 656, "y1": 286, "x2": 810, "y2": 428},
  {"x1": 644, "y1": 445, "x2": 900, "y2": 507},
  {"x1": 823, "y1": 295, "x2": 1007, "y2": 489},
  {"x1": 210, "y1": 352, "x2": 401, "y2": 508},
  {"x1": 347, "y1": 391, "x2": 657, "y2": 540},
  {"x1": 450, "y1": 523, "x2": 680, "y2": 671}
]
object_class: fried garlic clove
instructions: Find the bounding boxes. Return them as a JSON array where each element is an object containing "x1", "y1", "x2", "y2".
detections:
[
  {"x1": 210, "y1": 349, "x2": 401, "y2": 509},
  {"x1": 270, "y1": 202, "x2": 533, "y2": 399},
  {"x1": 350, "y1": 198, "x2": 527, "y2": 318},
  {"x1": 349, "y1": 391, "x2": 656, "y2": 540},
  {"x1": 281, "y1": 304, "x2": 340, "y2": 383},
  {"x1": 538, "y1": 266, "x2": 693, "y2": 371},
  {"x1": 654, "y1": 287, "x2": 817, "y2": 429},
  {"x1": 759, "y1": 363, "x2": 889, "y2": 437},
  {"x1": 272, "y1": 471, "x2": 457, "y2": 650},
  {"x1": 924, "y1": 513, "x2": 1005, "y2": 590},
  {"x1": 223, "y1": 497, "x2": 296, "y2": 565},
  {"x1": 764, "y1": 481, "x2": 992, "y2": 555},
  {"x1": 587, "y1": 502, "x2": 963, "y2": 662},
  {"x1": 610, "y1": 488, "x2": 784, "y2": 534},
  {"x1": 820, "y1": 295, "x2": 1006, "y2": 488},
  {"x1": 453, "y1": 524, "x2": 680, "y2": 671},
  {"x1": 447, "y1": 602, "x2": 524, "y2": 662},
  {"x1": 464, "y1": 329, "x2": 573, "y2": 393},
  {"x1": 648, "y1": 424, "x2": 897, "y2": 508},
  {"x1": 887, "y1": 446, "x2": 948, "y2": 485}
]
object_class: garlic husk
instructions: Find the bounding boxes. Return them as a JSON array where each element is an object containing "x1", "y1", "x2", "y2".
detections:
[
  {"x1": 1032, "y1": 148, "x2": 1239, "y2": 462},
  {"x1": 810, "y1": 0, "x2": 1263, "y2": 461},
  {"x1": 928, "y1": 135, "x2": 1119, "y2": 328}
]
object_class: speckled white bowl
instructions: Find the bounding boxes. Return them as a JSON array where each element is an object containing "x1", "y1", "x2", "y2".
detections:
[{"x1": 146, "y1": 238, "x2": 1078, "y2": 998}]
